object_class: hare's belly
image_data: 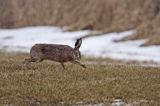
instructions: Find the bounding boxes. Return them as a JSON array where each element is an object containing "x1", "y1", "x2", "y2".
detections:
[{"x1": 41, "y1": 50, "x2": 74, "y2": 62}]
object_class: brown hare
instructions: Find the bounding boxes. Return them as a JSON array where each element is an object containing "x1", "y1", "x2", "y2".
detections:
[{"x1": 23, "y1": 38, "x2": 86, "y2": 69}]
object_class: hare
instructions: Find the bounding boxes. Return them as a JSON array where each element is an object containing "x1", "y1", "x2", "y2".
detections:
[{"x1": 23, "y1": 38, "x2": 86, "y2": 69}]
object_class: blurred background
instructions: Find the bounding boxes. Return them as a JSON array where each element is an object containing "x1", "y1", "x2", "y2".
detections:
[
  {"x1": 0, "y1": 0, "x2": 160, "y2": 63},
  {"x1": 1, "y1": 0, "x2": 160, "y2": 45}
]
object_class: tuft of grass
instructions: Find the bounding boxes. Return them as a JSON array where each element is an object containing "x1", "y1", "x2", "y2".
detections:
[{"x1": 0, "y1": 52, "x2": 160, "y2": 105}]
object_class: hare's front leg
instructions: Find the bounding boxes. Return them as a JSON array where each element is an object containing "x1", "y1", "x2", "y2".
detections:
[{"x1": 71, "y1": 60, "x2": 86, "y2": 68}]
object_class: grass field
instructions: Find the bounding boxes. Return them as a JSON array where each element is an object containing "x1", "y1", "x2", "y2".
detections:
[{"x1": 0, "y1": 52, "x2": 160, "y2": 105}]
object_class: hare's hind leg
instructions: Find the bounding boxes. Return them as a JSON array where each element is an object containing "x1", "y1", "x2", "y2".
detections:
[
  {"x1": 23, "y1": 58, "x2": 36, "y2": 66},
  {"x1": 60, "y1": 62, "x2": 65, "y2": 70},
  {"x1": 23, "y1": 58, "x2": 43, "y2": 66},
  {"x1": 36, "y1": 58, "x2": 43, "y2": 63},
  {"x1": 71, "y1": 60, "x2": 86, "y2": 68}
]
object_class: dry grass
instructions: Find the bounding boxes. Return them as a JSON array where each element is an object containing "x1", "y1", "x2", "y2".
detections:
[
  {"x1": 121, "y1": 14, "x2": 160, "y2": 46},
  {"x1": 0, "y1": 52, "x2": 160, "y2": 105},
  {"x1": 141, "y1": 35, "x2": 160, "y2": 46}
]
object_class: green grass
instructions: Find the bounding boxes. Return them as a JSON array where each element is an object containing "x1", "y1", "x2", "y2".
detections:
[{"x1": 0, "y1": 53, "x2": 160, "y2": 105}]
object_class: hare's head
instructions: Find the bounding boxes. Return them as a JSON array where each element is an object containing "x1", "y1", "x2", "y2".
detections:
[{"x1": 74, "y1": 38, "x2": 82, "y2": 60}]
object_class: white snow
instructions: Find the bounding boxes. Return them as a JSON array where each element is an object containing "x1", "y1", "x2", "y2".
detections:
[{"x1": 0, "y1": 26, "x2": 160, "y2": 63}]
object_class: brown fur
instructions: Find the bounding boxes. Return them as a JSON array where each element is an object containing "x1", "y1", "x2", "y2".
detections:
[{"x1": 23, "y1": 38, "x2": 86, "y2": 69}]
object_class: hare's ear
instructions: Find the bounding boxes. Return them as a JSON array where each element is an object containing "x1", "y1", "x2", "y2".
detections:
[{"x1": 74, "y1": 38, "x2": 82, "y2": 50}]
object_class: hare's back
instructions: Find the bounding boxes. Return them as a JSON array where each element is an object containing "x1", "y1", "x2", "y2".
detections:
[{"x1": 30, "y1": 44, "x2": 74, "y2": 61}]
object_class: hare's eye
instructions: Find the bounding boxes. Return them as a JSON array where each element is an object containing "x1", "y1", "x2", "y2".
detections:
[
  {"x1": 75, "y1": 52, "x2": 78, "y2": 57},
  {"x1": 75, "y1": 51, "x2": 80, "y2": 57}
]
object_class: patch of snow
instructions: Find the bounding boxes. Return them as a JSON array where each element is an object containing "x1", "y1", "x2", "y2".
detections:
[
  {"x1": 0, "y1": 26, "x2": 89, "y2": 52},
  {"x1": 0, "y1": 26, "x2": 160, "y2": 63},
  {"x1": 112, "y1": 99, "x2": 126, "y2": 106}
]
